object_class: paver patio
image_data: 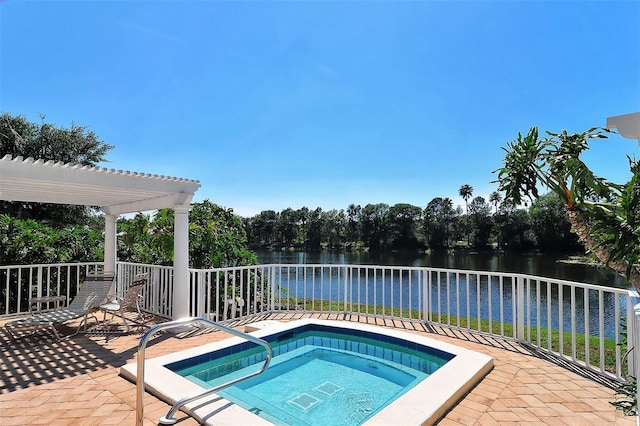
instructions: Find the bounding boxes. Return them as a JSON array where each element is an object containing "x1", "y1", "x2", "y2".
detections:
[{"x1": 0, "y1": 312, "x2": 634, "y2": 425}]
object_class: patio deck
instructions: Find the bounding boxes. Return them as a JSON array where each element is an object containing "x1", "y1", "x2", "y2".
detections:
[{"x1": 0, "y1": 312, "x2": 634, "y2": 425}]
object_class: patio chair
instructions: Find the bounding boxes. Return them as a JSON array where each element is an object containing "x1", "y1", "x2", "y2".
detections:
[
  {"x1": 5, "y1": 272, "x2": 115, "y2": 341},
  {"x1": 99, "y1": 272, "x2": 150, "y2": 332},
  {"x1": 224, "y1": 296, "x2": 245, "y2": 319}
]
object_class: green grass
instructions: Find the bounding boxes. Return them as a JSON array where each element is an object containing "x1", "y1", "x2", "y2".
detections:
[{"x1": 282, "y1": 297, "x2": 624, "y2": 374}]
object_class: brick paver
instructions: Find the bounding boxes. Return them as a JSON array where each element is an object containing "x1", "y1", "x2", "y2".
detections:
[{"x1": 0, "y1": 313, "x2": 635, "y2": 425}]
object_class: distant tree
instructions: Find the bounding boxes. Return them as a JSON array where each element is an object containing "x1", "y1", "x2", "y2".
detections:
[
  {"x1": 0, "y1": 113, "x2": 114, "y2": 226},
  {"x1": 305, "y1": 207, "x2": 324, "y2": 250},
  {"x1": 529, "y1": 192, "x2": 581, "y2": 252},
  {"x1": 246, "y1": 210, "x2": 278, "y2": 247},
  {"x1": 459, "y1": 184, "x2": 474, "y2": 214},
  {"x1": 423, "y1": 197, "x2": 457, "y2": 249},
  {"x1": 468, "y1": 196, "x2": 493, "y2": 249},
  {"x1": 276, "y1": 208, "x2": 297, "y2": 246},
  {"x1": 360, "y1": 203, "x2": 390, "y2": 250},
  {"x1": 384, "y1": 203, "x2": 423, "y2": 249},
  {"x1": 346, "y1": 204, "x2": 362, "y2": 242},
  {"x1": 459, "y1": 184, "x2": 474, "y2": 247},
  {"x1": 489, "y1": 191, "x2": 503, "y2": 213},
  {"x1": 321, "y1": 209, "x2": 347, "y2": 250},
  {"x1": 493, "y1": 202, "x2": 534, "y2": 251},
  {"x1": 294, "y1": 207, "x2": 310, "y2": 245}
]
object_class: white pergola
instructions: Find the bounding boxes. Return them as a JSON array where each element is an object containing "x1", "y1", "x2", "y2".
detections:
[{"x1": 0, "y1": 154, "x2": 201, "y2": 321}]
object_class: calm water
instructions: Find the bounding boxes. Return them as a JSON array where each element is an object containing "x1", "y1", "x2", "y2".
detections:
[
  {"x1": 256, "y1": 251, "x2": 629, "y2": 338},
  {"x1": 256, "y1": 250, "x2": 630, "y2": 290}
]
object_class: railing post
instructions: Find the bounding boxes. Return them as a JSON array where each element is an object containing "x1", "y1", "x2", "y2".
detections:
[
  {"x1": 627, "y1": 292, "x2": 640, "y2": 378},
  {"x1": 343, "y1": 266, "x2": 349, "y2": 313},
  {"x1": 36, "y1": 266, "x2": 43, "y2": 298},
  {"x1": 270, "y1": 266, "x2": 276, "y2": 312},
  {"x1": 196, "y1": 270, "x2": 205, "y2": 317},
  {"x1": 423, "y1": 269, "x2": 430, "y2": 322},
  {"x1": 516, "y1": 275, "x2": 525, "y2": 341}
]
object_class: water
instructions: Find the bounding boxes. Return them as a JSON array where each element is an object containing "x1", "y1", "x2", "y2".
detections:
[
  {"x1": 169, "y1": 325, "x2": 450, "y2": 426},
  {"x1": 256, "y1": 250, "x2": 630, "y2": 290},
  {"x1": 256, "y1": 250, "x2": 630, "y2": 338},
  {"x1": 222, "y1": 349, "x2": 412, "y2": 426}
]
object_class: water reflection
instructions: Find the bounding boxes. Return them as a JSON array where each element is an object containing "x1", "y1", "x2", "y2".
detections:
[
  {"x1": 266, "y1": 260, "x2": 626, "y2": 338},
  {"x1": 256, "y1": 250, "x2": 629, "y2": 290}
]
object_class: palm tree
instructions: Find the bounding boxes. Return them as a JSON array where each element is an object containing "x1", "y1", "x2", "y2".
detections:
[
  {"x1": 459, "y1": 184, "x2": 473, "y2": 247},
  {"x1": 489, "y1": 191, "x2": 503, "y2": 213},
  {"x1": 459, "y1": 184, "x2": 474, "y2": 214},
  {"x1": 496, "y1": 126, "x2": 640, "y2": 289}
]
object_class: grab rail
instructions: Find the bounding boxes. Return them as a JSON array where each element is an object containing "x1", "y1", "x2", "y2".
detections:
[{"x1": 135, "y1": 317, "x2": 273, "y2": 426}]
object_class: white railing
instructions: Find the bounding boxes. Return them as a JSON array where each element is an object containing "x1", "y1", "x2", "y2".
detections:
[
  {"x1": 193, "y1": 264, "x2": 631, "y2": 381},
  {"x1": 117, "y1": 262, "x2": 175, "y2": 319},
  {"x1": 0, "y1": 262, "x2": 103, "y2": 316},
  {"x1": 1, "y1": 262, "x2": 633, "y2": 382},
  {"x1": 0, "y1": 261, "x2": 175, "y2": 319},
  {"x1": 191, "y1": 264, "x2": 270, "y2": 321}
]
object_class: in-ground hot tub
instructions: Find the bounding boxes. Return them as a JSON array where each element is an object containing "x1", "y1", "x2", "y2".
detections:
[{"x1": 121, "y1": 319, "x2": 493, "y2": 425}]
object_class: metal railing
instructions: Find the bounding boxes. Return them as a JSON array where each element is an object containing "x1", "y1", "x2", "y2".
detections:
[
  {"x1": 117, "y1": 262, "x2": 175, "y2": 318},
  {"x1": 196, "y1": 264, "x2": 631, "y2": 381},
  {"x1": 0, "y1": 262, "x2": 103, "y2": 316},
  {"x1": 135, "y1": 317, "x2": 272, "y2": 426},
  {"x1": 1, "y1": 261, "x2": 634, "y2": 381}
]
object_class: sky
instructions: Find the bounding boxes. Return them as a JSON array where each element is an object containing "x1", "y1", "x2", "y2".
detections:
[{"x1": 1, "y1": 0, "x2": 639, "y2": 218}]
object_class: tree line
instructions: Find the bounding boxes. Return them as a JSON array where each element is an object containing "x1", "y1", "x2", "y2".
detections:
[
  {"x1": 242, "y1": 190, "x2": 582, "y2": 253},
  {"x1": 4, "y1": 112, "x2": 625, "y2": 270}
]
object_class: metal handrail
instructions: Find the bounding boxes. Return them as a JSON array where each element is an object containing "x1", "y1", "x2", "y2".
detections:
[{"x1": 135, "y1": 316, "x2": 273, "y2": 426}]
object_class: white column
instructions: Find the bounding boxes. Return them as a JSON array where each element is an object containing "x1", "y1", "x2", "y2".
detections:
[
  {"x1": 172, "y1": 205, "x2": 191, "y2": 320},
  {"x1": 104, "y1": 214, "x2": 117, "y2": 273},
  {"x1": 104, "y1": 214, "x2": 117, "y2": 295}
]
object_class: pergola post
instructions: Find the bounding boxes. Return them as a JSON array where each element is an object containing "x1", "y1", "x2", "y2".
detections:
[
  {"x1": 172, "y1": 205, "x2": 191, "y2": 320},
  {"x1": 104, "y1": 214, "x2": 117, "y2": 273},
  {"x1": 104, "y1": 213, "x2": 117, "y2": 294}
]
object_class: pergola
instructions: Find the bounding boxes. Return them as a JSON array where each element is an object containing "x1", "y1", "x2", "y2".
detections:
[{"x1": 0, "y1": 154, "x2": 201, "y2": 320}]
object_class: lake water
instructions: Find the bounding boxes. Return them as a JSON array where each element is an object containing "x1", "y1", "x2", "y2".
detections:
[
  {"x1": 256, "y1": 250, "x2": 630, "y2": 290},
  {"x1": 255, "y1": 250, "x2": 631, "y2": 338}
]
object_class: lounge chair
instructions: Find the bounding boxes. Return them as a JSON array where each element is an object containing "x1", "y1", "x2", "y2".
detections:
[
  {"x1": 5, "y1": 272, "x2": 115, "y2": 341},
  {"x1": 99, "y1": 272, "x2": 150, "y2": 332}
]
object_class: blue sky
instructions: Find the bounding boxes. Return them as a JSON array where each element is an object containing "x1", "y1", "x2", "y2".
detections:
[{"x1": 1, "y1": 1, "x2": 639, "y2": 217}]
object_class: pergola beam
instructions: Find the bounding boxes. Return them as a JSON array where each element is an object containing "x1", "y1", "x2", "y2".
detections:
[{"x1": 103, "y1": 193, "x2": 194, "y2": 216}]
